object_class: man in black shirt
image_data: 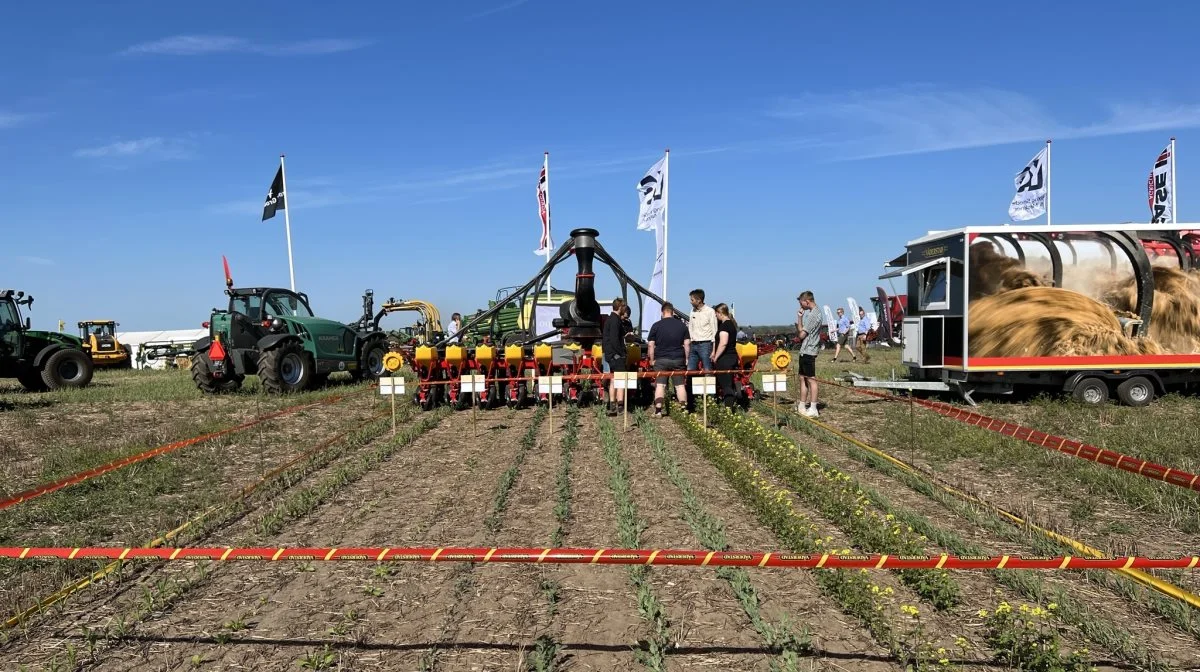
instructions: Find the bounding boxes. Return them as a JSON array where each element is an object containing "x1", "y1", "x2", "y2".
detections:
[
  {"x1": 647, "y1": 302, "x2": 690, "y2": 417},
  {"x1": 602, "y1": 298, "x2": 627, "y2": 415}
]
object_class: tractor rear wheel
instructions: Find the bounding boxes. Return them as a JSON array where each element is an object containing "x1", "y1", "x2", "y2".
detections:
[
  {"x1": 41, "y1": 349, "x2": 94, "y2": 390},
  {"x1": 259, "y1": 342, "x2": 313, "y2": 394},
  {"x1": 191, "y1": 354, "x2": 242, "y2": 394}
]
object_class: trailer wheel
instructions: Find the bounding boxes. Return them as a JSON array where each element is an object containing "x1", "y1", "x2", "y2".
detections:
[
  {"x1": 1116, "y1": 376, "x2": 1154, "y2": 407},
  {"x1": 1071, "y1": 377, "x2": 1109, "y2": 406}
]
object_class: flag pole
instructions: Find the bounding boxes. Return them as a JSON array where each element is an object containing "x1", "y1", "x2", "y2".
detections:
[
  {"x1": 545, "y1": 151, "x2": 552, "y2": 301},
  {"x1": 279, "y1": 153, "x2": 296, "y2": 292},
  {"x1": 1171, "y1": 137, "x2": 1177, "y2": 223},
  {"x1": 663, "y1": 148, "x2": 670, "y2": 301},
  {"x1": 1045, "y1": 139, "x2": 1052, "y2": 226}
]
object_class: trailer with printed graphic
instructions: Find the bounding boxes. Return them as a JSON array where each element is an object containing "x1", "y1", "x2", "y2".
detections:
[{"x1": 851, "y1": 223, "x2": 1200, "y2": 407}]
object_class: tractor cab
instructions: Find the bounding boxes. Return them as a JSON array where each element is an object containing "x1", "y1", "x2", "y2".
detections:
[
  {"x1": 0, "y1": 291, "x2": 31, "y2": 358},
  {"x1": 219, "y1": 287, "x2": 317, "y2": 352}
]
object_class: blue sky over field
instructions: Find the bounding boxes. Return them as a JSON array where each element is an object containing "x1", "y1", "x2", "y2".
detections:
[{"x1": 3, "y1": 1, "x2": 1200, "y2": 330}]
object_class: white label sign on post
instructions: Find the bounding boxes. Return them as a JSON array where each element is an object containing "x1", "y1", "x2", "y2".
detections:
[
  {"x1": 378, "y1": 377, "x2": 406, "y2": 395},
  {"x1": 613, "y1": 371, "x2": 638, "y2": 390},
  {"x1": 691, "y1": 376, "x2": 717, "y2": 395},
  {"x1": 537, "y1": 375, "x2": 564, "y2": 394},
  {"x1": 761, "y1": 374, "x2": 787, "y2": 393},
  {"x1": 460, "y1": 375, "x2": 486, "y2": 394}
]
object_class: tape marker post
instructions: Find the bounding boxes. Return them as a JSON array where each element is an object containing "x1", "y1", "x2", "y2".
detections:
[{"x1": 1, "y1": 547, "x2": 1198, "y2": 571}]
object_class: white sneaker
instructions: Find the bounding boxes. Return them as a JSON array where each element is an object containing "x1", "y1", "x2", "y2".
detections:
[
  {"x1": 805, "y1": 405, "x2": 819, "y2": 418},
  {"x1": 795, "y1": 402, "x2": 806, "y2": 414}
]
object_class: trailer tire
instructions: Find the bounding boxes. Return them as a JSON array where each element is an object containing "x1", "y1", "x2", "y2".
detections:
[
  {"x1": 1116, "y1": 376, "x2": 1154, "y2": 407},
  {"x1": 1071, "y1": 377, "x2": 1109, "y2": 406}
]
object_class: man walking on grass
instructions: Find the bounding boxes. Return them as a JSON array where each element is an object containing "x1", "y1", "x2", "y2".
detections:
[{"x1": 795, "y1": 291, "x2": 822, "y2": 417}]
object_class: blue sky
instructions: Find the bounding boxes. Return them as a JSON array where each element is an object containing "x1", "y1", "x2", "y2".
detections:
[{"x1": 4, "y1": 1, "x2": 1200, "y2": 331}]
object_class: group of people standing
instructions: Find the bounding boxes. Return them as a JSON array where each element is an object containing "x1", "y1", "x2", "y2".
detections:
[{"x1": 603, "y1": 289, "x2": 741, "y2": 418}]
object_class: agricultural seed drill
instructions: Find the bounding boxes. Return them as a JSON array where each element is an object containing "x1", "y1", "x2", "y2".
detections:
[{"x1": 401, "y1": 227, "x2": 763, "y2": 411}]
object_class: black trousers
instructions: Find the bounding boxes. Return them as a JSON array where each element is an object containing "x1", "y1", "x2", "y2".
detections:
[{"x1": 715, "y1": 360, "x2": 738, "y2": 408}]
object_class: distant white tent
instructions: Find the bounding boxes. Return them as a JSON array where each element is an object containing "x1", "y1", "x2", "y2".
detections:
[{"x1": 117, "y1": 329, "x2": 206, "y2": 370}]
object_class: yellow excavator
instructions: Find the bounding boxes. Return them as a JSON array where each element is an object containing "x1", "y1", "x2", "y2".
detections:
[{"x1": 78, "y1": 320, "x2": 132, "y2": 368}]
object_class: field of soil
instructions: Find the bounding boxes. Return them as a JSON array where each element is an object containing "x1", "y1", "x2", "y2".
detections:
[{"x1": 1, "y1": 360, "x2": 1198, "y2": 671}]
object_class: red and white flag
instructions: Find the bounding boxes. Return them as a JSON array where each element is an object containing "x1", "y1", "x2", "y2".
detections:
[
  {"x1": 1148, "y1": 141, "x2": 1176, "y2": 224},
  {"x1": 535, "y1": 152, "x2": 552, "y2": 256}
]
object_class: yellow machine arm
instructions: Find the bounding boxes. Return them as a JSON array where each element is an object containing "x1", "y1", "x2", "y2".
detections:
[{"x1": 377, "y1": 300, "x2": 444, "y2": 344}]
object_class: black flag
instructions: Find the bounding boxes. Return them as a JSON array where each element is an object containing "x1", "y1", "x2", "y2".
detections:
[{"x1": 262, "y1": 165, "x2": 286, "y2": 221}]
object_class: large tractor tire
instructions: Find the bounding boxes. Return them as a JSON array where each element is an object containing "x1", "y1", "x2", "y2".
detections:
[
  {"x1": 358, "y1": 339, "x2": 388, "y2": 381},
  {"x1": 40, "y1": 349, "x2": 94, "y2": 390},
  {"x1": 258, "y1": 341, "x2": 312, "y2": 394},
  {"x1": 191, "y1": 354, "x2": 243, "y2": 394}
]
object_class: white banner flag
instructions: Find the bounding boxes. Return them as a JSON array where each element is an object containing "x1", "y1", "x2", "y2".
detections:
[
  {"x1": 1148, "y1": 142, "x2": 1175, "y2": 224},
  {"x1": 638, "y1": 153, "x2": 669, "y2": 337},
  {"x1": 1008, "y1": 146, "x2": 1049, "y2": 221},
  {"x1": 535, "y1": 153, "x2": 552, "y2": 255}
]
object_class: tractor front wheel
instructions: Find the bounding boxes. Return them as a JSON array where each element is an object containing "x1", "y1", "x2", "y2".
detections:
[
  {"x1": 41, "y1": 349, "x2": 94, "y2": 390},
  {"x1": 259, "y1": 342, "x2": 313, "y2": 394},
  {"x1": 191, "y1": 355, "x2": 243, "y2": 394}
]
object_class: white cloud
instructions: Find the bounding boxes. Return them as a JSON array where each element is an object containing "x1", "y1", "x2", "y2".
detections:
[
  {"x1": 121, "y1": 35, "x2": 371, "y2": 57},
  {"x1": 74, "y1": 136, "x2": 194, "y2": 160},
  {"x1": 16, "y1": 255, "x2": 54, "y2": 266},
  {"x1": 0, "y1": 111, "x2": 35, "y2": 129},
  {"x1": 467, "y1": 0, "x2": 531, "y2": 20},
  {"x1": 767, "y1": 85, "x2": 1200, "y2": 159}
]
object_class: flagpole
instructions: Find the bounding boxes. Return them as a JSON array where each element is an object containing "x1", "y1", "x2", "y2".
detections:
[
  {"x1": 1171, "y1": 137, "x2": 1177, "y2": 223},
  {"x1": 1045, "y1": 139, "x2": 1052, "y2": 226},
  {"x1": 663, "y1": 148, "x2": 670, "y2": 302},
  {"x1": 544, "y1": 151, "x2": 552, "y2": 301},
  {"x1": 279, "y1": 154, "x2": 296, "y2": 291}
]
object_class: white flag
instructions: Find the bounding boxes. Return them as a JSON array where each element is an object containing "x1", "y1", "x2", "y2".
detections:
[
  {"x1": 535, "y1": 154, "x2": 552, "y2": 255},
  {"x1": 1148, "y1": 143, "x2": 1175, "y2": 224},
  {"x1": 1008, "y1": 147, "x2": 1049, "y2": 221},
  {"x1": 638, "y1": 154, "x2": 668, "y2": 337}
]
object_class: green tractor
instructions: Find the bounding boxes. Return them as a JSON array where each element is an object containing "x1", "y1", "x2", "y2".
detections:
[
  {"x1": 0, "y1": 289, "x2": 94, "y2": 391},
  {"x1": 190, "y1": 260, "x2": 389, "y2": 394}
]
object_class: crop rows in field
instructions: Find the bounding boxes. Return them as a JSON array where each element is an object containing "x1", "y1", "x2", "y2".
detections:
[{"x1": 0, "y1": 365, "x2": 1197, "y2": 671}]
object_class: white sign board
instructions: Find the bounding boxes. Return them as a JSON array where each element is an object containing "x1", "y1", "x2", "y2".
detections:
[
  {"x1": 378, "y1": 377, "x2": 406, "y2": 396},
  {"x1": 537, "y1": 375, "x2": 564, "y2": 394},
  {"x1": 460, "y1": 374, "x2": 486, "y2": 394},
  {"x1": 691, "y1": 376, "x2": 717, "y2": 395},
  {"x1": 761, "y1": 374, "x2": 787, "y2": 393},
  {"x1": 612, "y1": 371, "x2": 638, "y2": 390}
]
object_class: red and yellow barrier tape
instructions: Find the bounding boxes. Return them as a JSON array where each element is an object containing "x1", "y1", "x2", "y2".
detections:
[
  {"x1": 819, "y1": 377, "x2": 1200, "y2": 493},
  {"x1": 1, "y1": 546, "x2": 1198, "y2": 570},
  {"x1": 0, "y1": 389, "x2": 365, "y2": 513}
]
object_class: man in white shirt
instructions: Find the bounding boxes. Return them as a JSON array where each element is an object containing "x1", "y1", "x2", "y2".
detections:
[{"x1": 687, "y1": 289, "x2": 717, "y2": 372}]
